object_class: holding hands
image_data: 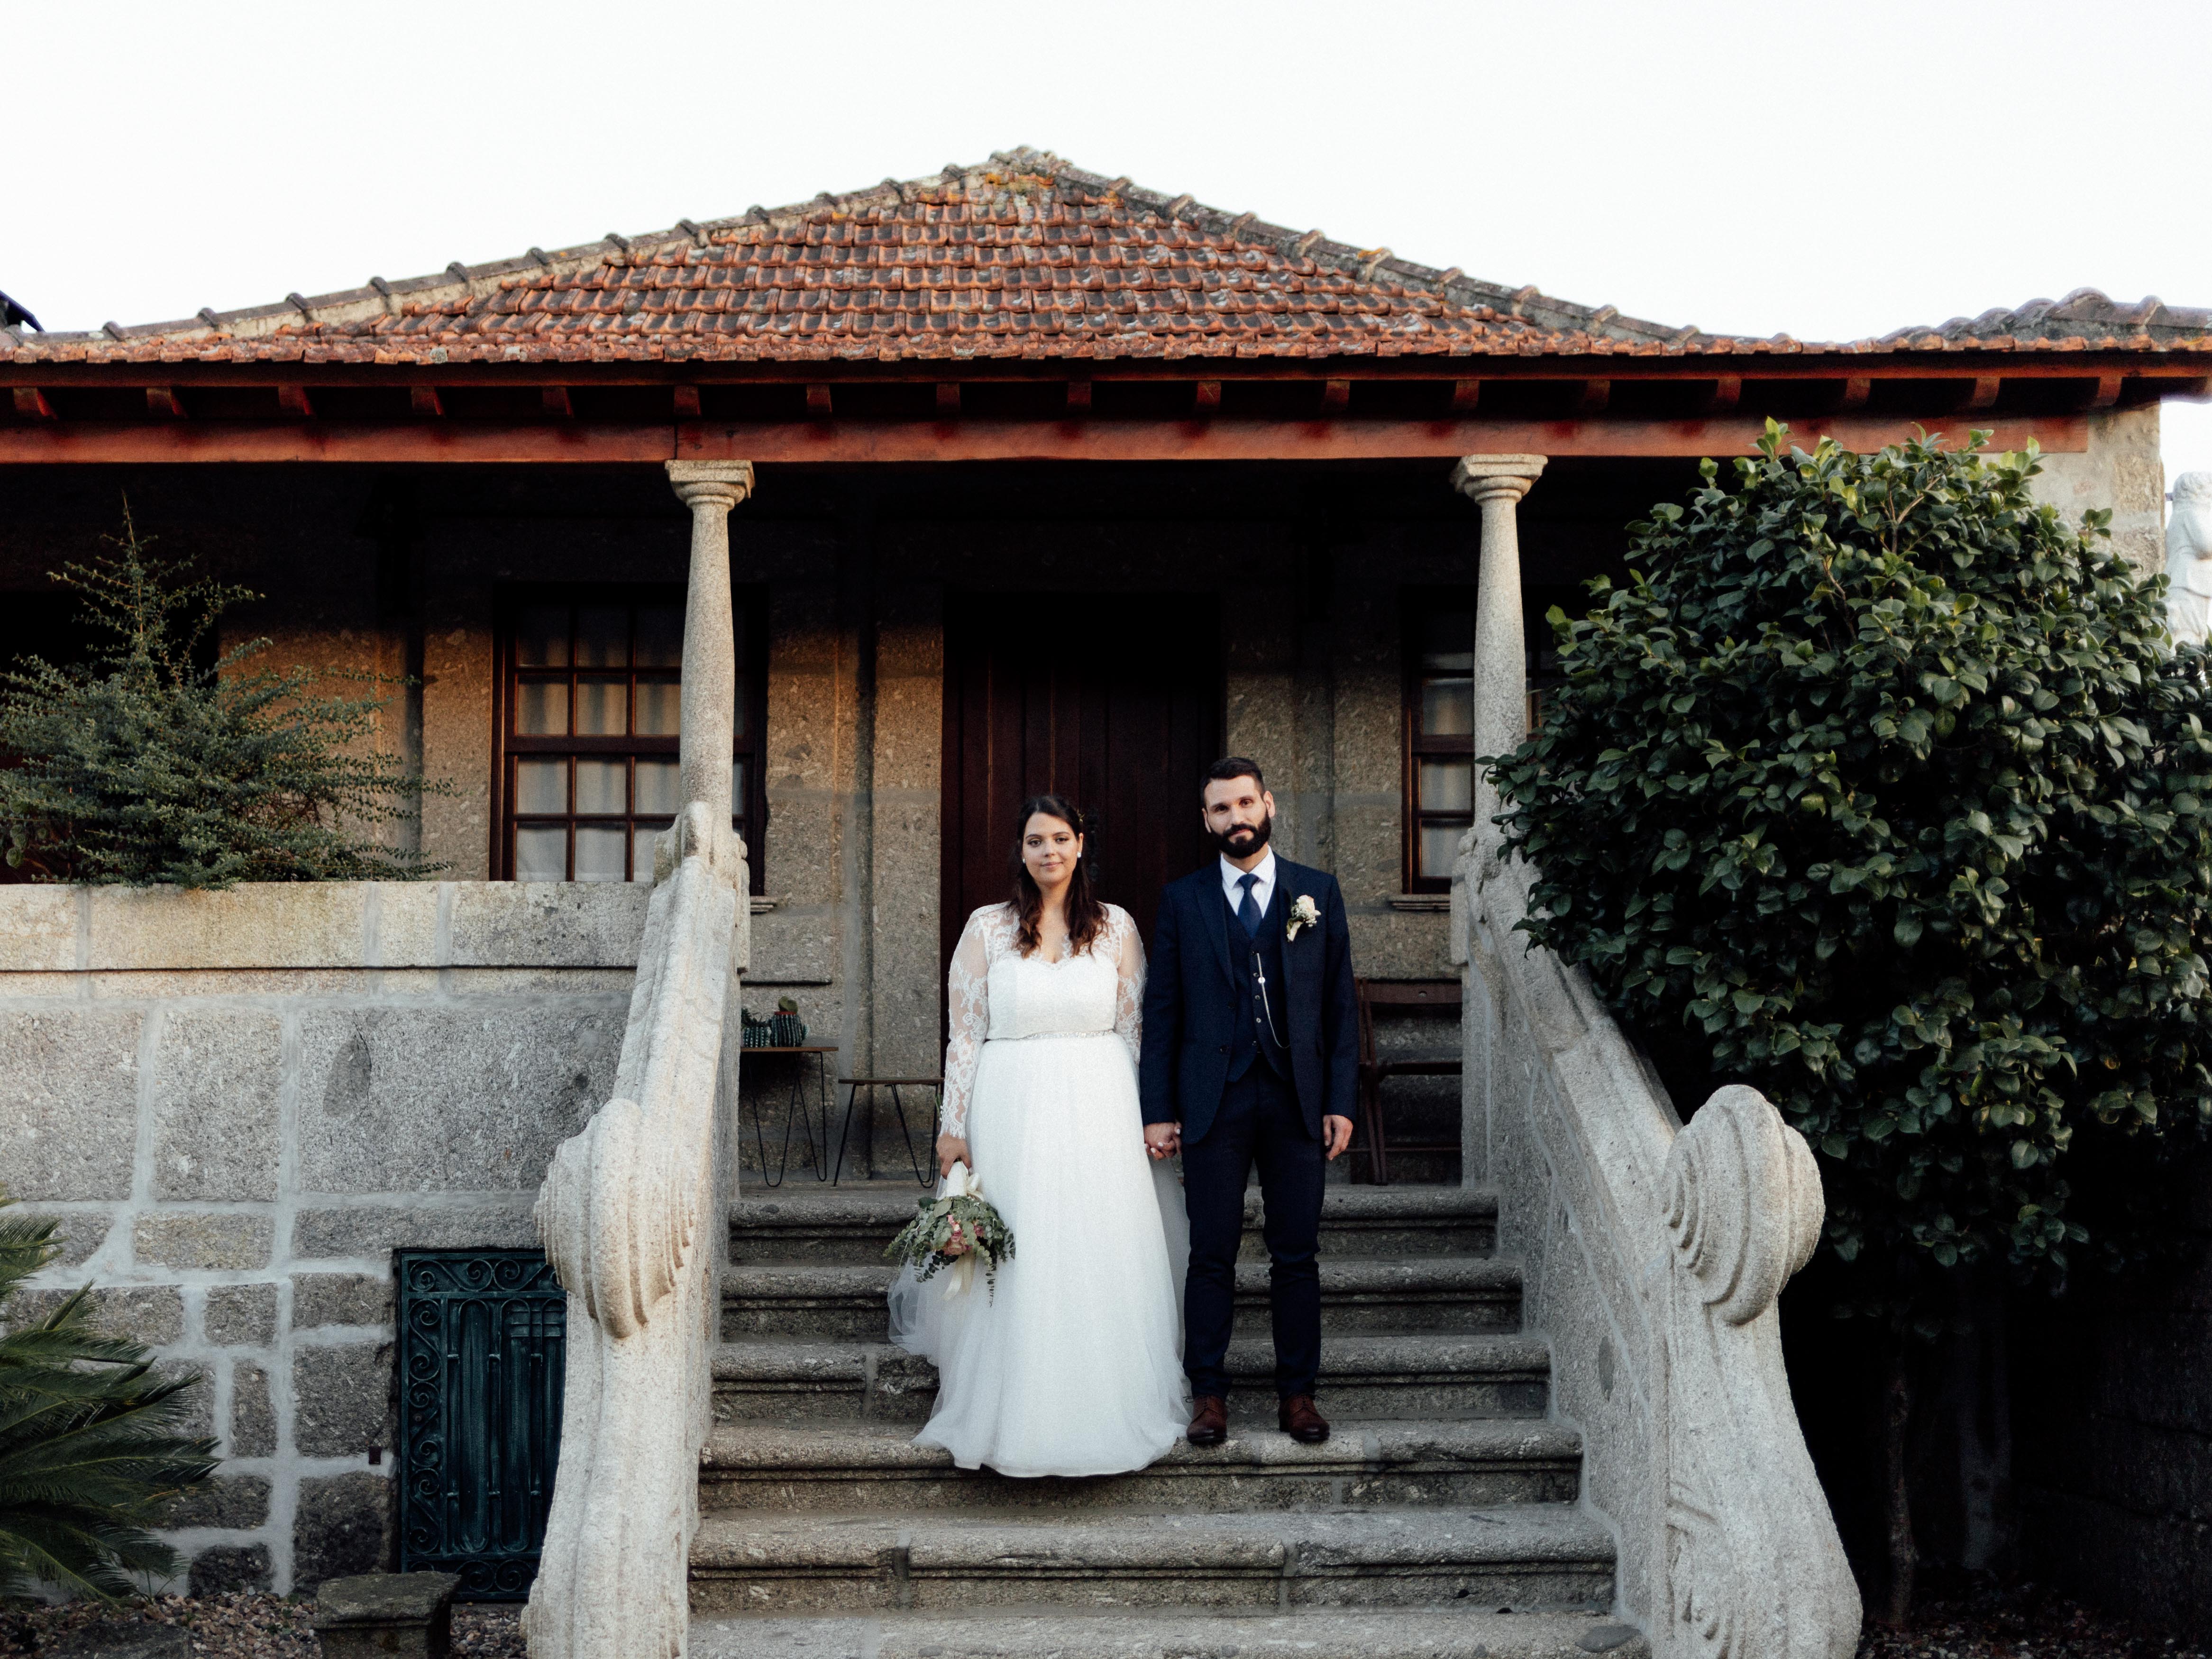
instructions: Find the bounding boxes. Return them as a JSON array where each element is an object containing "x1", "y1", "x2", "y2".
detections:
[{"x1": 1144, "y1": 1121, "x2": 1181, "y2": 1161}]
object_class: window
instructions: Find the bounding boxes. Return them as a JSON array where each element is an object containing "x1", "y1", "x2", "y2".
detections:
[
  {"x1": 1402, "y1": 586, "x2": 1576, "y2": 893},
  {"x1": 1404, "y1": 593, "x2": 1477, "y2": 892},
  {"x1": 494, "y1": 587, "x2": 765, "y2": 890}
]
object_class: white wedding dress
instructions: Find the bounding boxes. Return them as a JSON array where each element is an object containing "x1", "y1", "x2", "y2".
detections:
[{"x1": 887, "y1": 902, "x2": 1190, "y2": 1477}]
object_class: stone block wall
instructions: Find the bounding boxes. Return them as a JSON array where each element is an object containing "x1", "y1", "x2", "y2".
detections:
[
  {"x1": 2011, "y1": 1157, "x2": 2212, "y2": 1632},
  {"x1": 0, "y1": 882, "x2": 643, "y2": 1594},
  {"x1": 2027, "y1": 404, "x2": 2165, "y2": 577}
]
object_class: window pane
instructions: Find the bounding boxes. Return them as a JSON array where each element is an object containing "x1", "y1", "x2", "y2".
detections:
[
  {"x1": 635, "y1": 757, "x2": 682, "y2": 816},
  {"x1": 1418, "y1": 611, "x2": 1473, "y2": 673},
  {"x1": 1417, "y1": 757, "x2": 1473, "y2": 814},
  {"x1": 515, "y1": 606, "x2": 569, "y2": 668},
  {"x1": 634, "y1": 678, "x2": 681, "y2": 736},
  {"x1": 632, "y1": 823, "x2": 667, "y2": 882},
  {"x1": 634, "y1": 606, "x2": 683, "y2": 668},
  {"x1": 514, "y1": 757, "x2": 567, "y2": 814},
  {"x1": 575, "y1": 826, "x2": 627, "y2": 882},
  {"x1": 575, "y1": 676, "x2": 627, "y2": 736},
  {"x1": 576, "y1": 757, "x2": 625, "y2": 816},
  {"x1": 731, "y1": 758, "x2": 747, "y2": 818},
  {"x1": 515, "y1": 826, "x2": 567, "y2": 882},
  {"x1": 1420, "y1": 676, "x2": 1473, "y2": 737},
  {"x1": 576, "y1": 606, "x2": 629, "y2": 668},
  {"x1": 1418, "y1": 822, "x2": 1467, "y2": 880},
  {"x1": 516, "y1": 680, "x2": 569, "y2": 736}
]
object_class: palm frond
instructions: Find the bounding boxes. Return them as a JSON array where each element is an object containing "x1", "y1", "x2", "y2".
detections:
[{"x1": 0, "y1": 1189, "x2": 215, "y2": 1599}]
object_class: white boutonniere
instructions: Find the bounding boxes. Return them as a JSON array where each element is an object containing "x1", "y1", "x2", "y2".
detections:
[{"x1": 1286, "y1": 893, "x2": 1320, "y2": 942}]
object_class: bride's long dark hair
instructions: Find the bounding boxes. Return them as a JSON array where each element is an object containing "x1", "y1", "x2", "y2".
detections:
[{"x1": 1008, "y1": 793, "x2": 1107, "y2": 958}]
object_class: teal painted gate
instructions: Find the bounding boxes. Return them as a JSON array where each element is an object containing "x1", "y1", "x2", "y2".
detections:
[{"x1": 396, "y1": 1250, "x2": 566, "y2": 1598}]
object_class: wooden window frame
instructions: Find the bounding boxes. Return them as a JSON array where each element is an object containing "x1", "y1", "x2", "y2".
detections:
[
  {"x1": 490, "y1": 582, "x2": 767, "y2": 893},
  {"x1": 1402, "y1": 586, "x2": 1478, "y2": 894}
]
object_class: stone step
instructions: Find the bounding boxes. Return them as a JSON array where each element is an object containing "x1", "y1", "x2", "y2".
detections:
[
  {"x1": 712, "y1": 1333, "x2": 1554, "y2": 1426},
  {"x1": 698, "y1": 1417, "x2": 1582, "y2": 1514},
  {"x1": 731, "y1": 1184, "x2": 1497, "y2": 1265},
  {"x1": 722, "y1": 1258, "x2": 1522, "y2": 1342},
  {"x1": 688, "y1": 1607, "x2": 1649, "y2": 1659},
  {"x1": 686, "y1": 1504, "x2": 1615, "y2": 1616}
]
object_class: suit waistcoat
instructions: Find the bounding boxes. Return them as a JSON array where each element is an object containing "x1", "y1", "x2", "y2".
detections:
[{"x1": 1223, "y1": 884, "x2": 1291, "y2": 1085}]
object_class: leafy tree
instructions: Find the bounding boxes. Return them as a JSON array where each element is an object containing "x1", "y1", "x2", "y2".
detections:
[
  {"x1": 1487, "y1": 423, "x2": 2212, "y2": 1615},
  {"x1": 0, "y1": 507, "x2": 443, "y2": 887},
  {"x1": 0, "y1": 1192, "x2": 219, "y2": 1599}
]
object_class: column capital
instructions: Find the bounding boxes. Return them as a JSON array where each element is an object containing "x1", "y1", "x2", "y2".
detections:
[
  {"x1": 665, "y1": 459, "x2": 756, "y2": 509},
  {"x1": 1450, "y1": 454, "x2": 1546, "y2": 505}
]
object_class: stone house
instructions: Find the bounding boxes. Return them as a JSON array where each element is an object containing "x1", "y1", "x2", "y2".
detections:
[{"x1": 1, "y1": 148, "x2": 2206, "y2": 1651}]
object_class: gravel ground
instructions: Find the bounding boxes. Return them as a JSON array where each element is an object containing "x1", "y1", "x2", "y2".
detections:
[
  {"x1": 0, "y1": 1584, "x2": 2194, "y2": 1658},
  {"x1": 1856, "y1": 1580, "x2": 2205, "y2": 1659},
  {"x1": 0, "y1": 1595, "x2": 525, "y2": 1657}
]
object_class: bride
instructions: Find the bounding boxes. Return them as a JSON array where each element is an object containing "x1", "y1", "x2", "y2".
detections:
[{"x1": 887, "y1": 793, "x2": 1189, "y2": 1477}]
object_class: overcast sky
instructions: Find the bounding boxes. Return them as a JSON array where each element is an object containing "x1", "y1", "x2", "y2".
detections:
[{"x1": 9, "y1": 0, "x2": 2210, "y2": 498}]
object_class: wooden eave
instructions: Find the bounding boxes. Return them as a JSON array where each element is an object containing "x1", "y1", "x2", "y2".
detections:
[{"x1": 0, "y1": 350, "x2": 2202, "y2": 467}]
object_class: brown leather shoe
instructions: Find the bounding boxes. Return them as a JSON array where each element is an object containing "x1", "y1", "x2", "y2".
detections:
[
  {"x1": 1187, "y1": 1395, "x2": 1228, "y2": 1446},
  {"x1": 1279, "y1": 1394, "x2": 1330, "y2": 1444}
]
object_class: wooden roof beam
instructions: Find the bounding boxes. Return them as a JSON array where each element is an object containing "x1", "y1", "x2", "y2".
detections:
[
  {"x1": 541, "y1": 386, "x2": 574, "y2": 418},
  {"x1": 11, "y1": 388, "x2": 54, "y2": 419},
  {"x1": 411, "y1": 386, "x2": 444, "y2": 418},
  {"x1": 277, "y1": 384, "x2": 313, "y2": 418},
  {"x1": 146, "y1": 386, "x2": 187, "y2": 419}
]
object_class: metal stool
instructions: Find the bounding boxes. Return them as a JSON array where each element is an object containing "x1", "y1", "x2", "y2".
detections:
[{"x1": 833, "y1": 1076, "x2": 941, "y2": 1186}]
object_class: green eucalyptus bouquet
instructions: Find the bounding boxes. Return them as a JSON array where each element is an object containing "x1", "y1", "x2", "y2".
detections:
[{"x1": 883, "y1": 1162, "x2": 1016, "y2": 1298}]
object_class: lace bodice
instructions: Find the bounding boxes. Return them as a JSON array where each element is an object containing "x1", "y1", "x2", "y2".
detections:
[{"x1": 938, "y1": 903, "x2": 1144, "y2": 1138}]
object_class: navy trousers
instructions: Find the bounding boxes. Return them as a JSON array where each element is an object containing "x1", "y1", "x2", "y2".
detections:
[{"x1": 1180, "y1": 1066, "x2": 1325, "y2": 1400}]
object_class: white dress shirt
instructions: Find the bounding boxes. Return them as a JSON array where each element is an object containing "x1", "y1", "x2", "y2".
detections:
[{"x1": 1219, "y1": 848, "x2": 1279, "y2": 921}]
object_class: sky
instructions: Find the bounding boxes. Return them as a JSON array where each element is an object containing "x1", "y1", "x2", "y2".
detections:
[{"x1": 7, "y1": 0, "x2": 2210, "y2": 497}]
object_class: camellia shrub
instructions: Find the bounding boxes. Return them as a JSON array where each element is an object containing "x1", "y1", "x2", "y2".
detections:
[
  {"x1": 0, "y1": 510, "x2": 442, "y2": 888},
  {"x1": 1490, "y1": 423, "x2": 2212, "y2": 1305}
]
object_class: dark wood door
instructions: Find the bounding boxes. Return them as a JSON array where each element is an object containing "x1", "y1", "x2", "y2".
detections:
[{"x1": 942, "y1": 592, "x2": 1223, "y2": 976}]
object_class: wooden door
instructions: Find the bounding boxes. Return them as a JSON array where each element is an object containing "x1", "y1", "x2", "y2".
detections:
[{"x1": 941, "y1": 592, "x2": 1223, "y2": 974}]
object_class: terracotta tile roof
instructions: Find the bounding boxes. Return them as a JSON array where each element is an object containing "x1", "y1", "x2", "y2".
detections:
[{"x1": 7, "y1": 148, "x2": 2209, "y2": 367}]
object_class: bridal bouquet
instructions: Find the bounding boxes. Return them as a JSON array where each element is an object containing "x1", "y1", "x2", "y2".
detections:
[{"x1": 883, "y1": 1162, "x2": 1016, "y2": 1299}]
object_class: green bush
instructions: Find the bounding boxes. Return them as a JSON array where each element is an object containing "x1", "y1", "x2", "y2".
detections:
[
  {"x1": 0, "y1": 1193, "x2": 219, "y2": 1599},
  {"x1": 1489, "y1": 423, "x2": 2212, "y2": 1307},
  {"x1": 0, "y1": 508, "x2": 443, "y2": 888}
]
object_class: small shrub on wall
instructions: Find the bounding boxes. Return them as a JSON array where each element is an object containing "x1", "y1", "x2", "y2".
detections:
[{"x1": 0, "y1": 509, "x2": 443, "y2": 887}]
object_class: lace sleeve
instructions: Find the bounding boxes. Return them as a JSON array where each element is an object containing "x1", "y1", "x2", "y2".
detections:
[
  {"x1": 1109, "y1": 905, "x2": 1145, "y2": 1069},
  {"x1": 940, "y1": 909, "x2": 998, "y2": 1139}
]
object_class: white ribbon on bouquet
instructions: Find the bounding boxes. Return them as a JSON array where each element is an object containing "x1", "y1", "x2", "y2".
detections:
[{"x1": 939, "y1": 1160, "x2": 986, "y2": 1300}]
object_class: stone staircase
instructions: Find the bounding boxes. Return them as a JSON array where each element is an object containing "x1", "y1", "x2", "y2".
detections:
[{"x1": 685, "y1": 1183, "x2": 1645, "y2": 1658}]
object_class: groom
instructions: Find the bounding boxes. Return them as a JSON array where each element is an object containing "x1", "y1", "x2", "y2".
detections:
[{"x1": 1140, "y1": 757, "x2": 1357, "y2": 1447}]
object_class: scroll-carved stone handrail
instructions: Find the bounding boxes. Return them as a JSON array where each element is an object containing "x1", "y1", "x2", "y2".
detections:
[
  {"x1": 1659, "y1": 1087, "x2": 1855, "y2": 1659},
  {"x1": 523, "y1": 827, "x2": 741, "y2": 1659},
  {"x1": 1457, "y1": 852, "x2": 1858, "y2": 1659}
]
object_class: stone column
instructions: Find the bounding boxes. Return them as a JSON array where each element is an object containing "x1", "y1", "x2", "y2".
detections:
[
  {"x1": 665, "y1": 461, "x2": 757, "y2": 814},
  {"x1": 1449, "y1": 455, "x2": 1546, "y2": 852}
]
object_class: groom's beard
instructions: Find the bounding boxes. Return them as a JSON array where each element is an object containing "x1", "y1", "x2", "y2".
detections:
[{"x1": 1209, "y1": 812, "x2": 1273, "y2": 861}]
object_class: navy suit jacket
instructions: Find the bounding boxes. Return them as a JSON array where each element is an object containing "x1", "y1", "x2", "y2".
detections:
[{"x1": 1139, "y1": 857, "x2": 1359, "y2": 1145}]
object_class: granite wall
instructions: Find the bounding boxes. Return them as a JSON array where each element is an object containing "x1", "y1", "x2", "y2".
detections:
[{"x1": 0, "y1": 881, "x2": 646, "y2": 1594}]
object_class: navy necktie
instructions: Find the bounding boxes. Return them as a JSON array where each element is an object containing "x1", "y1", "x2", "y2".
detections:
[{"x1": 1237, "y1": 872, "x2": 1263, "y2": 939}]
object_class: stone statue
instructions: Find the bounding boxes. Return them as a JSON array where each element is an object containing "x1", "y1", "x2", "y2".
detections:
[{"x1": 2166, "y1": 473, "x2": 2212, "y2": 647}]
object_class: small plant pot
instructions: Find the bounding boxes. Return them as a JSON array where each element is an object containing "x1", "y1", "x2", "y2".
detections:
[{"x1": 770, "y1": 1012, "x2": 804, "y2": 1047}]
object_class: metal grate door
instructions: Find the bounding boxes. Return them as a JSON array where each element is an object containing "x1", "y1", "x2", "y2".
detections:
[{"x1": 395, "y1": 1250, "x2": 566, "y2": 1598}]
